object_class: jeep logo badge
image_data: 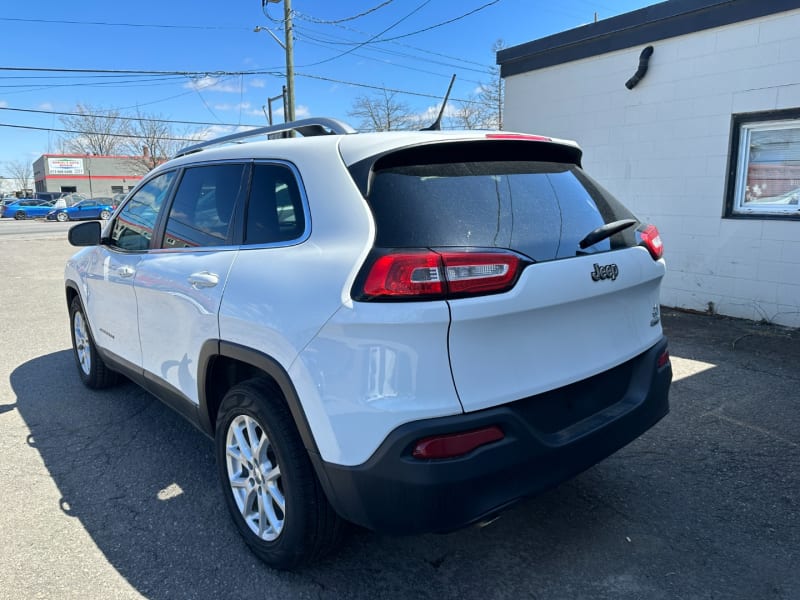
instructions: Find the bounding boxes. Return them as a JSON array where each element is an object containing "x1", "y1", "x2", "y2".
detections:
[{"x1": 591, "y1": 263, "x2": 619, "y2": 281}]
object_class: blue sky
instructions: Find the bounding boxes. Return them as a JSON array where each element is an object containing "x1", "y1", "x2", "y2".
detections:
[{"x1": 0, "y1": 0, "x2": 656, "y2": 185}]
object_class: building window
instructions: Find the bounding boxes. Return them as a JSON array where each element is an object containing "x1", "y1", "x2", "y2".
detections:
[{"x1": 726, "y1": 109, "x2": 800, "y2": 219}]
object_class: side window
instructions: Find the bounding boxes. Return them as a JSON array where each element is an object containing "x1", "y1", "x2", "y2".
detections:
[
  {"x1": 244, "y1": 163, "x2": 306, "y2": 245},
  {"x1": 162, "y1": 164, "x2": 245, "y2": 249},
  {"x1": 110, "y1": 171, "x2": 175, "y2": 251}
]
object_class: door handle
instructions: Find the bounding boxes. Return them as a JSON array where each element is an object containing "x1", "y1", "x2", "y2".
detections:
[
  {"x1": 117, "y1": 265, "x2": 135, "y2": 278},
  {"x1": 188, "y1": 271, "x2": 220, "y2": 289}
]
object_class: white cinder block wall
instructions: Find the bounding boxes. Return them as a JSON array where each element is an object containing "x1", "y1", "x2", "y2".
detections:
[{"x1": 504, "y1": 8, "x2": 800, "y2": 327}]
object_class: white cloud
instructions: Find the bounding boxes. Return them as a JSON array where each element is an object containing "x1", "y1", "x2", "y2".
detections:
[
  {"x1": 416, "y1": 103, "x2": 457, "y2": 123},
  {"x1": 38, "y1": 102, "x2": 53, "y2": 111},
  {"x1": 250, "y1": 79, "x2": 267, "y2": 89},
  {"x1": 295, "y1": 104, "x2": 310, "y2": 119},
  {"x1": 183, "y1": 76, "x2": 242, "y2": 93},
  {"x1": 212, "y1": 102, "x2": 253, "y2": 111},
  {"x1": 192, "y1": 124, "x2": 258, "y2": 141},
  {"x1": 0, "y1": 100, "x2": 8, "y2": 108}
]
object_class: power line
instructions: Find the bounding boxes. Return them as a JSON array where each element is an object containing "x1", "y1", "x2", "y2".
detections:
[
  {"x1": 293, "y1": 24, "x2": 490, "y2": 76},
  {"x1": 295, "y1": 1, "x2": 396, "y2": 24},
  {"x1": 0, "y1": 66, "x2": 491, "y2": 106},
  {"x1": 0, "y1": 106, "x2": 262, "y2": 128},
  {"x1": 297, "y1": 0, "x2": 432, "y2": 68},
  {"x1": 0, "y1": 75, "x2": 189, "y2": 90},
  {"x1": 372, "y1": 0, "x2": 502, "y2": 43},
  {"x1": 0, "y1": 122, "x2": 201, "y2": 141},
  {"x1": 312, "y1": 21, "x2": 493, "y2": 70},
  {"x1": 0, "y1": 16, "x2": 249, "y2": 31},
  {"x1": 294, "y1": 31, "x2": 486, "y2": 85},
  {"x1": 295, "y1": 72, "x2": 488, "y2": 105},
  {"x1": 0, "y1": 66, "x2": 281, "y2": 77}
]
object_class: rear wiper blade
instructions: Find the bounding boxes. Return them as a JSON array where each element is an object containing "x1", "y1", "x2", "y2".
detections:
[{"x1": 578, "y1": 219, "x2": 637, "y2": 250}]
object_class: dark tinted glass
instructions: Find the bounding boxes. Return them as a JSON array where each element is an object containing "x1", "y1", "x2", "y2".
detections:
[
  {"x1": 162, "y1": 164, "x2": 245, "y2": 249},
  {"x1": 367, "y1": 161, "x2": 636, "y2": 262},
  {"x1": 110, "y1": 171, "x2": 175, "y2": 251},
  {"x1": 244, "y1": 164, "x2": 305, "y2": 245}
]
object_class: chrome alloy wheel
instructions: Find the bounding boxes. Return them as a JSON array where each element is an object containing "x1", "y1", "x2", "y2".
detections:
[
  {"x1": 225, "y1": 415, "x2": 286, "y2": 541},
  {"x1": 73, "y1": 310, "x2": 92, "y2": 375}
]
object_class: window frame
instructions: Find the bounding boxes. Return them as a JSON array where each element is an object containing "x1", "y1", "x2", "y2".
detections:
[{"x1": 725, "y1": 108, "x2": 800, "y2": 220}]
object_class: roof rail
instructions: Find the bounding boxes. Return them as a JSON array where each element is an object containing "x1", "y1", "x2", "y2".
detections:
[{"x1": 174, "y1": 117, "x2": 356, "y2": 158}]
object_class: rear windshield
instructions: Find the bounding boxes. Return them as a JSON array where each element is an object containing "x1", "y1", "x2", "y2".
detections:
[{"x1": 367, "y1": 161, "x2": 637, "y2": 262}]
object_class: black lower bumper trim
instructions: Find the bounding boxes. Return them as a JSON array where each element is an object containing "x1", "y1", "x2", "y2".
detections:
[{"x1": 312, "y1": 337, "x2": 672, "y2": 535}]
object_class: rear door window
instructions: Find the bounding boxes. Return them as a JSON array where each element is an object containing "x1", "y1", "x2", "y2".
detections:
[
  {"x1": 162, "y1": 164, "x2": 246, "y2": 249},
  {"x1": 367, "y1": 160, "x2": 636, "y2": 262}
]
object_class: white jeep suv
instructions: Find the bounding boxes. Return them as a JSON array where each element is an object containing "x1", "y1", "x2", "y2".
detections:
[{"x1": 65, "y1": 118, "x2": 672, "y2": 569}]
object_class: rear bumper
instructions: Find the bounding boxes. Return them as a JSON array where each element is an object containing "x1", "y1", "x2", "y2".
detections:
[{"x1": 313, "y1": 336, "x2": 671, "y2": 534}]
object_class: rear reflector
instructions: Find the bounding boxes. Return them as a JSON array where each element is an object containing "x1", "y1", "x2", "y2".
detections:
[
  {"x1": 657, "y1": 349, "x2": 670, "y2": 369},
  {"x1": 359, "y1": 249, "x2": 523, "y2": 300},
  {"x1": 412, "y1": 426, "x2": 505, "y2": 459}
]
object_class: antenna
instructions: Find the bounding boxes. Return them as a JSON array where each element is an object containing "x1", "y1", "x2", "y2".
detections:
[{"x1": 421, "y1": 74, "x2": 456, "y2": 131}]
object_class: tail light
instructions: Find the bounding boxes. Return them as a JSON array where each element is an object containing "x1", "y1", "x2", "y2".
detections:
[
  {"x1": 638, "y1": 224, "x2": 663, "y2": 260},
  {"x1": 358, "y1": 249, "x2": 524, "y2": 301}
]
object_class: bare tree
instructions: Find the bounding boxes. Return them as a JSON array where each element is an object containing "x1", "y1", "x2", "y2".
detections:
[
  {"x1": 5, "y1": 160, "x2": 33, "y2": 194},
  {"x1": 451, "y1": 93, "x2": 494, "y2": 130},
  {"x1": 478, "y1": 39, "x2": 505, "y2": 130},
  {"x1": 348, "y1": 89, "x2": 415, "y2": 132},
  {"x1": 121, "y1": 109, "x2": 199, "y2": 175},
  {"x1": 442, "y1": 40, "x2": 505, "y2": 131},
  {"x1": 59, "y1": 103, "x2": 129, "y2": 155}
]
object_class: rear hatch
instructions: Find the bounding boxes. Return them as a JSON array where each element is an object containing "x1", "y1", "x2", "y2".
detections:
[{"x1": 351, "y1": 138, "x2": 665, "y2": 412}]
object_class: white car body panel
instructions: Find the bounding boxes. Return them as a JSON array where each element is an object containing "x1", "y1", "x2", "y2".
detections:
[
  {"x1": 447, "y1": 248, "x2": 666, "y2": 412},
  {"x1": 68, "y1": 246, "x2": 144, "y2": 367},
  {"x1": 135, "y1": 248, "x2": 239, "y2": 404},
  {"x1": 219, "y1": 146, "x2": 374, "y2": 367},
  {"x1": 289, "y1": 301, "x2": 462, "y2": 466}
]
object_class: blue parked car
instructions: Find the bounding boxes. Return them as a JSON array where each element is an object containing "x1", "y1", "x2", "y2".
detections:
[
  {"x1": 0, "y1": 199, "x2": 56, "y2": 219},
  {"x1": 46, "y1": 199, "x2": 114, "y2": 222}
]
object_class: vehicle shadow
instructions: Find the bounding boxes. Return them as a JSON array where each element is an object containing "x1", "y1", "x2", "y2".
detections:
[
  {"x1": 11, "y1": 350, "x2": 622, "y2": 598},
  {"x1": 11, "y1": 313, "x2": 800, "y2": 600}
]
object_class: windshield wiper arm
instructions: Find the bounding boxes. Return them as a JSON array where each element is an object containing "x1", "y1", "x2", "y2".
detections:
[{"x1": 579, "y1": 219, "x2": 637, "y2": 250}]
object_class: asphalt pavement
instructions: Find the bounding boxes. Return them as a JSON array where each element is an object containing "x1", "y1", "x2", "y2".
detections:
[{"x1": 0, "y1": 222, "x2": 797, "y2": 599}]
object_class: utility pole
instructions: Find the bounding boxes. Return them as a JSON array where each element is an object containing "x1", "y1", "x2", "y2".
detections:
[
  {"x1": 283, "y1": 0, "x2": 295, "y2": 123},
  {"x1": 264, "y1": 86, "x2": 287, "y2": 125},
  {"x1": 263, "y1": 0, "x2": 295, "y2": 123}
]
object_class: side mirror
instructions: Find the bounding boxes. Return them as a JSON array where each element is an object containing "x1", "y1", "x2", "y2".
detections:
[{"x1": 68, "y1": 221, "x2": 102, "y2": 246}]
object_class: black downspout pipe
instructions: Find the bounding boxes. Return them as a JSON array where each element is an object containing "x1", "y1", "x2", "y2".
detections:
[{"x1": 625, "y1": 46, "x2": 654, "y2": 90}]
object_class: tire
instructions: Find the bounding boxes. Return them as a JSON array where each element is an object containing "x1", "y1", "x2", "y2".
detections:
[
  {"x1": 99, "y1": 210, "x2": 111, "y2": 220},
  {"x1": 56, "y1": 212, "x2": 69, "y2": 222},
  {"x1": 14, "y1": 211, "x2": 25, "y2": 220},
  {"x1": 69, "y1": 296, "x2": 117, "y2": 389},
  {"x1": 215, "y1": 378, "x2": 343, "y2": 570}
]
